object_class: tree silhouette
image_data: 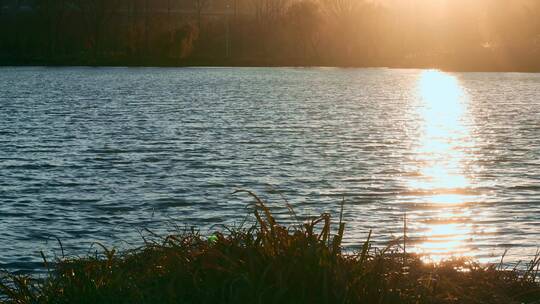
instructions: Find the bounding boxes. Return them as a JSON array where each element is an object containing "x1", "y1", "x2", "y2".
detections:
[{"x1": 74, "y1": 0, "x2": 122, "y2": 57}]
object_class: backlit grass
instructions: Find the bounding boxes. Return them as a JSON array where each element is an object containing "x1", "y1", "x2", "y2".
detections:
[{"x1": 2, "y1": 191, "x2": 540, "y2": 303}]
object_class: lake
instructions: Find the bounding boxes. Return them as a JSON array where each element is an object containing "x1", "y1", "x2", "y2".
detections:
[{"x1": 1, "y1": 67, "x2": 539, "y2": 272}]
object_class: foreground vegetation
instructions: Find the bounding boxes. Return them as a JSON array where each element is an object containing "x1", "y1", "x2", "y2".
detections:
[{"x1": 2, "y1": 191, "x2": 540, "y2": 303}]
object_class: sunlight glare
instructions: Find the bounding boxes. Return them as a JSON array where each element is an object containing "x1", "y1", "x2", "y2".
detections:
[
  {"x1": 411, "y1": 70, "x2": 472, "y2": 199},
  {"x1": 408, "y1": 70, "x2": 478, "y2": 263}
]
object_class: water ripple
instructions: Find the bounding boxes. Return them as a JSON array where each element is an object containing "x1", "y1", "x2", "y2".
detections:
[{"x1": 0, "y1": 67, "x2": 539, "y2": 272}]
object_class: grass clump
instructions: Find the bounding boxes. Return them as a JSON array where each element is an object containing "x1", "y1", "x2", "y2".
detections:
[{"x1": 2, "y1": 191, "x2": 540, "y2": 303}]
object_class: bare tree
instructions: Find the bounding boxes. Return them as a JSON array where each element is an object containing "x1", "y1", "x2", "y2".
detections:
[
  {"x1": 286, "y1": 0, "x2": 322, "y2": 58},
  {"x1": 318, "y1": 0, "x2": 369, "y2": 60},
  {"x1": 323, "y1": 0, "x2": 359, "y2": 20},
  {"x1": 194, "y1": 0, "x2": 209, "y2": 32},
  {"x1": 525, "y1": 1, "x2": 540, "y2": 52},
  {"x1": 167, "y1": 0, "x2": 172, "y2": 36},
  {"x1": 36, "y1": 0, "x2": 69, "y2": 56},
  {"x1": 75, "y1": 0, "x2": 122, "y2": 57},
  {"x1": 126, "y1": 0, "x2": 141, "y2": 55},
  {"x1": 12, "y1": 0, "x2": 22, "y2": 53},
  {"x1": 250, "y1": 0, "x2": 288, "y2": 23},
  {"x1": 144, "y1": 0, "x2": 149, "y2": 53}
]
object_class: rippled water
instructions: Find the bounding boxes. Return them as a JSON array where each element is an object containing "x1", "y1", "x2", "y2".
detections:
[{"x1": 1, "y1": 67, "x2": 539, "y2": 272}]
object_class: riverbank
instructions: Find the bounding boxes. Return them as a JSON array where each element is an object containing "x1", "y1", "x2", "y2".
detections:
[
  {"x1": 2, "y1": 55, "x2": 540, "y2": 73},
  {"x1": 1, "y1": 192, "x2": 539, "y2": 304}
]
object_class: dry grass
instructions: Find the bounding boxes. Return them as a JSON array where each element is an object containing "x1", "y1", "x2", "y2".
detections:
[{"x1": 2, "y1": 191, "x2": 540, "y2": 303}]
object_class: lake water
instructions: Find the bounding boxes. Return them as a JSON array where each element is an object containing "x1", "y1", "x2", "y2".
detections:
[{"x1": 1, "y1": 67, "x2": 539, "y2": 272}]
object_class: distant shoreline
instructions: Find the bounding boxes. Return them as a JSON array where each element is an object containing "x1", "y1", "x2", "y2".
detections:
[{"x1": 2, "y1": 57, "x2": 540, "y2": 73}]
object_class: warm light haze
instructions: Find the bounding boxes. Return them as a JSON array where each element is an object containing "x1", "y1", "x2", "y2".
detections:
[
  {"x1": 1, "y1": 0, "x2": 540, "y2": 70},
  {"x1": 1, "y1": 0, "x2": 540, "y2": 302}
]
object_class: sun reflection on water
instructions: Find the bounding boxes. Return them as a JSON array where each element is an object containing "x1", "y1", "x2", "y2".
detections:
[{"x1": 407, "y1": 70, "x2": 479, "y2": 263}]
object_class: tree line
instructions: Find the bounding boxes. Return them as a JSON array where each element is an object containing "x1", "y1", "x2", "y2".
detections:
[{"x1": 1, "y1": 0, "x2": 539, "y2": 70}]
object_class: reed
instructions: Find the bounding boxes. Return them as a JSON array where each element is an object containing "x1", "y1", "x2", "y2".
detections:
[{"x1": 1, "y1": 191, "x2": 540, "y2": 303}]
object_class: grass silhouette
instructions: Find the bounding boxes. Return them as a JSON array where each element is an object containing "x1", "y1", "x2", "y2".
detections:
[{"x1": 1, "y1": 191, "x2": 540, "y2": 303}]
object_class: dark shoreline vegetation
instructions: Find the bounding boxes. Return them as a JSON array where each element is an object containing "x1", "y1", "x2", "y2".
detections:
[
  {"x1": 2, "y1": 192, "x2": 540, "y2": 303},
  {"x1": 4, "y1": 59, "x2": 540, "y2": 73},
  {"x1": 2, "y1": 0, "x2": 540, "y2": 72}
]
